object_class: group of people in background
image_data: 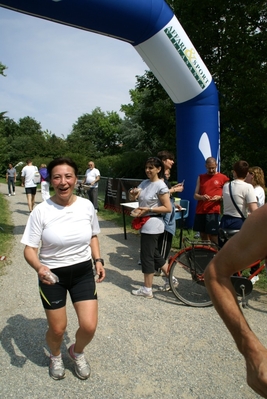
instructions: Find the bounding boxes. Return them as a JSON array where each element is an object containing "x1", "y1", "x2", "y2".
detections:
[
  {"x1": 193, "y1": 157, "x2": 265, "y2": 283},
  {"x1": 129, "y1": 154, "x2": 266, "y2": 297},
  {"x1": 5, "y1": 159, "x2": 101, "y2": 214}
]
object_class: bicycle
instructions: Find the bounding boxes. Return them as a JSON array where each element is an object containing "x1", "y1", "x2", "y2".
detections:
[
  {"x1": 75, "y1": 183, "x2": 87, "y2": 198},
  {"x1": 167, "y1": 231, "x2": 265, "y2": 308}
]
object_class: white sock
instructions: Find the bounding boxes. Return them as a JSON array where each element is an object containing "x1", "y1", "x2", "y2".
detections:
[
  {"x1": 143, "y1": 286, "x2": 152, "y2": 293},
  {"x1": 50, "y1": 353, "x2": 62, "y2": 359}
]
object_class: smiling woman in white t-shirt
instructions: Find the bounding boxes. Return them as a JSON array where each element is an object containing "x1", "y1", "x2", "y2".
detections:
[
  {"x1": 129, "y1": 157, "x2": 171, "y2": 298},
  {"x1": 21, "y1": 157, "x2": 105, "y2": 381}
]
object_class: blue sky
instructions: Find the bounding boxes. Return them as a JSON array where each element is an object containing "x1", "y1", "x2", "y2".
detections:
[{"x1": 0, "y1": 7, "x2": 147, "y2": 138}]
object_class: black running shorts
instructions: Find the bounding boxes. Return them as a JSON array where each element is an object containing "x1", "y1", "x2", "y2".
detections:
[{"x1": 39, "y1": 260, "x2": 97, "y2": 310}]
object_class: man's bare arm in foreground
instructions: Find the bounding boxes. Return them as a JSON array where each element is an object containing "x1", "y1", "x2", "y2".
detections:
[{"x1": 204, "y1": 204, "x2": 267, "y2": 398}]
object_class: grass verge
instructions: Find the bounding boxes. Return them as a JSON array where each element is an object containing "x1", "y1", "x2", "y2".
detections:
[{"x1": 0, "y1": 193, "x2": 14, "y2": 273}]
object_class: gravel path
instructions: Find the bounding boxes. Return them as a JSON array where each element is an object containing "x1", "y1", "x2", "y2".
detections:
[{"x1": 0, "y1": 184, "x2": 266, "y2": 398}]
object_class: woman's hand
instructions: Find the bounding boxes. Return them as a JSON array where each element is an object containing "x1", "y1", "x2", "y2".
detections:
[
  {"x1": 129, "y1": 188, "x2": 141, "y2": 201},
  {"x1": 172, "y1": 183, "x2": 184, "y2": 193},
  {"x1": 137, "y1": 207, "x2": 151, "y2": 216},
  {"x1": 38, "y1": 265, "x2": 57, "y2": 285},
  {"x1": 95, "y1": 263, "x2": 105, "y2": 283},
  {"x1": 24, "y1": 246, "x2": 55, "y2": 284}
]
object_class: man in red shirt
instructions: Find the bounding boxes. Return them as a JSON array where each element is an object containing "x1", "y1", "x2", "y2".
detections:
[{"x1": 193, "y1": 157, "x2": 229, "y2": 244}]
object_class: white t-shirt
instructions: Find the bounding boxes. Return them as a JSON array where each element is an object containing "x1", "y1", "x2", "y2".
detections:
[
  {"x1": 21, "y1": 196, "x2": 100, "y2": 269},
  {"x1": 21, "y1": 165, "x2": 37, "y2": 188},
  {"x1": 85, "y1": 168, "x2": 100, "y2": 188},
  {"x1": 137, "y1": 179, "x2": 169, "y2": 234},
  {"x1": 222, "y1": 180, "x2": 257, "y2": 217},
  {"x1": 254, "y1": 185, "x2": 265, "y2": 208}
]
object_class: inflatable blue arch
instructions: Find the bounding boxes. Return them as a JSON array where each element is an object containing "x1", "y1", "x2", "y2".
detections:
[{"x1": 0, "y1": 0, "x2": 220, "y2": 226}]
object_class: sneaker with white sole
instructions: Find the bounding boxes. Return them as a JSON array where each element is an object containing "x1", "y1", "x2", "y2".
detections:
[
  {"x1": 251, "y1": 275, "x2": 259, "y2": 285},
  {"x1": 159, "y1": 277, "x2": 178, "y2": 291},
  {"x1": 49, "y1": 354, "x2": 65, "y2": 380},
  {"x1": 68, "y1": 344, "x2": 91, "y2": 379},
  {"x1": 131, "y1": 286, "x2": 153, "y2": 298}
]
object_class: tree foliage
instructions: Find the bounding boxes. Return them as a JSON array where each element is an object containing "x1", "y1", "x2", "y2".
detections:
[
  {"x1": 0, "y1": 62, "x2": 8, "y2": 121},
  {"x1": 120, "y1": 71, "x2": 176, "y2": 154},
  {"x1": 168, "y1": 0, "x2": 267, "y2": 173},
  {"x1": 66, "y1": 107, "x2": 123, "y2": 158},
  {"x1": 1, "y1": 2, "x2": 267, "y2": 180}
]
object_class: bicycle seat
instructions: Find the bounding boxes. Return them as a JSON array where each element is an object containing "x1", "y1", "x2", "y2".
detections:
[{"x1": 218, "y1": 228, "x2": 240, "y2": 240}]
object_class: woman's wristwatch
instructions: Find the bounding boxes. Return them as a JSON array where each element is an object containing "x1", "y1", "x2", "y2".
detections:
[{"x1": 94, "y1": 258, "x2": 104, "y2": 266}]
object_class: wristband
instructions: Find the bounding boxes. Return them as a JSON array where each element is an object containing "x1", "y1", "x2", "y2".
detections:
[{"x1": 94, "y1": 258, "x2": 104, "y2": 266}]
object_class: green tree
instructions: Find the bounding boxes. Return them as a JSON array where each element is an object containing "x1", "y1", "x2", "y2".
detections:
[
  {"x1": 168, "y1": 0, "x2": 267, "y2": 172},
  {"x1": 120, "y1": 71, "x2": 176, "y2": 153},
  {"x1": 67, "y1": 107, "x2": 123, "y2": 158},
  {"x1": 0, "y1": 62, "x2": 7, "y2": 77},
  {"x1": 0, "y1": 62, "x2": 8, "y2": 121}
]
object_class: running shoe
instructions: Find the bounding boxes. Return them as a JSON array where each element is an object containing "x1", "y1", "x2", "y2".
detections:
[
  {"x1": 131, "y1": 286, "x2": 153, "y2": 298},
  {"x1": 49, "y1": 354, "x2": 65, "y2": 380},
  {"x1": 159, "y1": 277, "x2": 178, "y2": 291},
  {"x1": 68, "y1": 344, "x2": 91, "y2": 379}
]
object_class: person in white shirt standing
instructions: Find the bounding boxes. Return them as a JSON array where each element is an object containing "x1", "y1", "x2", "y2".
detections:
[
  {"x1": 245, "y1": 166, "x2": 266, "y2": 208},
  {"x1": 83, "y1": 161, "x2": 100, "y2": 211},
  {"x1": 21, "y1": 159, "x2": 38, "y2": 212},
  {"x1": 245, "y1": 165, "x2": 266, "y2": 282}
]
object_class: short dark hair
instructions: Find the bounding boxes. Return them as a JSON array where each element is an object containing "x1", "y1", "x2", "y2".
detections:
[
  {"x1": 47, "y1": 157, "x2": 78, "y2": 177},
  {"x1": 157, "y1": 150, "x2": 175, "y2": 161},
  {"x1": 233, "y1": 160, "x2": 249, "y2": 178},
  {"x1": 145, "y1": 157, "x2": 164, "y2": 179}
]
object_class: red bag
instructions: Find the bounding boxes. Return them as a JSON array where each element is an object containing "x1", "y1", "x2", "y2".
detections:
[{"x1": 131, "y1": 216, "x2": 150, "y2": 230}]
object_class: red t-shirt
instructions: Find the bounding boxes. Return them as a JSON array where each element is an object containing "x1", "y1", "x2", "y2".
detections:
[{"x1": 196, "y1": 173, "x2": 229, "y2": 214}]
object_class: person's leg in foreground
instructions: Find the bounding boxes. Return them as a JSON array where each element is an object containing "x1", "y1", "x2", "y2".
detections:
[
  {"x1": 45, "y1": 300, "x2": 97, "y2": 380},
  {"x1": 68, "y1": 300, "x2": 98, "y2": 379},
  {"x1": 45, "y1": 307, "x2": 67, "y2": 380}
]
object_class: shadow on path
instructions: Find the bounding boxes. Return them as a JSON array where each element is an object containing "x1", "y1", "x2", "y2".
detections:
[{"x1": 0, "y1": 314, "x2": 71, "y2": 368}]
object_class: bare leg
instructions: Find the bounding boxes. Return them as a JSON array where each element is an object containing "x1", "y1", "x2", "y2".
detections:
[
  {"x1": 45, "y1": 307, "x2": 67, "y2": 356},
  {"x1": 73, "y1": 300, "x2": 98, "y2": 353},
  {"x1": 161, "y1": 262, "x2": 169, "y2": 277},
  {"x1": 200, "y1": 232, "x2": 209, "y2": 241},
  {"x1": 31, "y1": 194, "x2": 36, "y2": 210},
  {"x1": 209, "y1": 234, "x2": 218, "y2": 245},
  {"x1": 144, "y1": 273, "x2": 154, "y2": 289},
  {"x1": 26, "y1": 194, "x2": 33, "y2": 212}
]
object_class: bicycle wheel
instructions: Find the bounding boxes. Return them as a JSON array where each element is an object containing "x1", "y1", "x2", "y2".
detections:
[{"x1": 169, "y1": 245, "x2": 218, "y2": 307}]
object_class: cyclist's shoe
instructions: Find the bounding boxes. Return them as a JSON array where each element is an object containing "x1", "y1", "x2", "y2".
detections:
[
  {"x1": 251, "y1": 275, "x2": 259, "y2": 285},
  {"x1": 49, "y1": 354, "x2": 65, "y2": 380},
  {"x1": 131, "y1": 286, "x2": 153, "y2": 298},
  {"x1": 68, "y1": 344, "x2": 91, "y2": 380},
  {"x1": 159, "y1": 277, "x2": 178, "y2": 291}
]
